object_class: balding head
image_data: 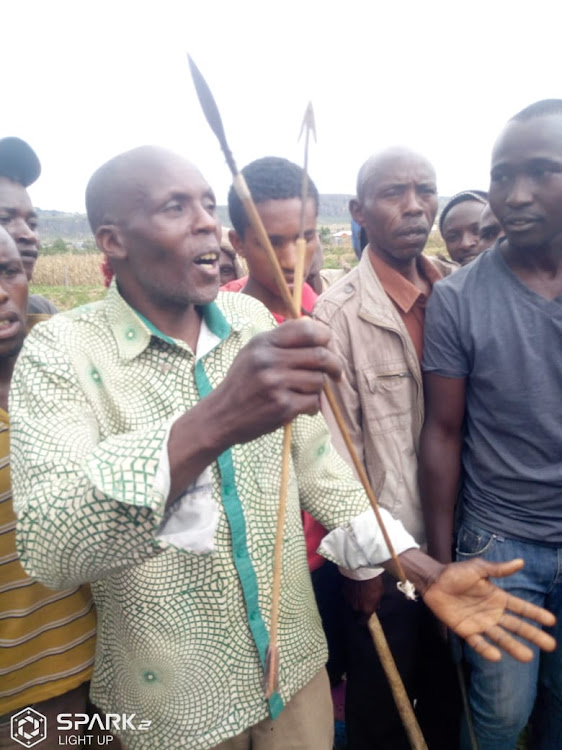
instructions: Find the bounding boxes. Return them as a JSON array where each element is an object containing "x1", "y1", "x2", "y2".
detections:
[
  {"x1": 351, "y1": 147, "x2": 438, "y2": 267},
  {"x1": 356, "y1": 147, "x2": 436, "y2": 203},
  {"x1": 85, "y1": 146, "x2": 221, "y2": 323},
  {"x1": 86, "y1": 146, "x2": 198, "y2": 234}
]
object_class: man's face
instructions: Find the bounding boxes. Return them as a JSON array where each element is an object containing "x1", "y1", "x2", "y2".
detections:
[
  {"x1": 489, "y1": 115, "x2": 562, "y2": 252},
  {"x1": 352, "y1": 154, "x2": 438, "y2": 265},
  {"x1": 112, "y1": 156, "x2": 221, "y2": 312},
  {"x1": 0, "y1": 227, "x2": 28, "y2": 359},
  {"x1": 477, "y1": 203, "x2": 504, "y2": 253},
  {"x1": 0, "y1": 177, "x2": 39, "y2": 281},
  {"x1": 231, "y1": 197, "x2": 318, "y2": 298},
  {"x1": 219, "y1": 249, "x2": 237, "y2": 286},
  {"x1": 441, "y1": 200, "x2": 484, "y2": 266}
]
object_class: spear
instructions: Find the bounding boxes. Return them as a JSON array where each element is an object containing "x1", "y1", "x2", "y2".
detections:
[
  {"x1": 187, "y1": 55, "x2": 411, "y2": 589},
  {"x1": 187, "y1": 56, "x2": 427, "y2": 749},
  {"x1": 264, "y1": 102, "x2": 317, "y2": 697}
]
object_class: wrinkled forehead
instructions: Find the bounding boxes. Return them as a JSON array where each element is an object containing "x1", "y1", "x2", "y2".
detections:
[
  {"x1": 127, "y1": 153, "x2": 209, "y2": 202},
  {"x1": 108, "y1": 151, "x2": 212, "y2": 227},
  {"x1": 492, "y1": 114, "x2": 562, "y2": 166},
  {"x1": 364, "y1": 153, "x2": 436, "y2": 194}
]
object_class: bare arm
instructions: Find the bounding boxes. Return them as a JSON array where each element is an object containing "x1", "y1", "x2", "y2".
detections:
[{"x1": 419, "y1": 372, "x2": 466, "y2": 563}]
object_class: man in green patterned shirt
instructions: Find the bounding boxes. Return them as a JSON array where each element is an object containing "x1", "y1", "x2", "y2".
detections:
[{"x1": 10, "y1": 147, "x2": 556, "y2": 750}]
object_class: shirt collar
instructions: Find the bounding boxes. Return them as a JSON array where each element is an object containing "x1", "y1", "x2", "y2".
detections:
[
  {"x1": 105, "y1": 282, "x2": 231, "y2": 361},
  {"x1": 368, "y1": 249, "x2": 442, "y2": 314}
]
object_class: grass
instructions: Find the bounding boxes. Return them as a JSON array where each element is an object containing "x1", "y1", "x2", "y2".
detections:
[
  {"x1": 30, "y1": 285, "x2": 106, "y2": 311},
  {"x1": 30, "y1": 254, "x2": 105, "y2": 310}
]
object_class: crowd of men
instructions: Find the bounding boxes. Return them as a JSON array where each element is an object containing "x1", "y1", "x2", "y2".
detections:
[{"x1": 0, "y1": 98, "x2": 560, "y2": 750}]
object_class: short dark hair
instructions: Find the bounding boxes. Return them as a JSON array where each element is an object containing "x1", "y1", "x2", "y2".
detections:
[
  {"x1": 439, "y1": 190, "x2": 487, "y2": 235},
  {"x1": 228, "y1": 156, "x2": 319, "y2": 236},
  {"x1": 511, "y1": 99, "x2": 562, "y2": 122}
]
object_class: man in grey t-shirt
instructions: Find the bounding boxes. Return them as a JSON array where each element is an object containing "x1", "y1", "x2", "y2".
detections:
[{"x1": 420, "y1": 99, "x2": 562, "y2": 750}]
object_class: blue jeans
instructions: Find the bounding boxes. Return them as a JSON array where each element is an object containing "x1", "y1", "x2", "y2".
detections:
[{"x1": 456, "y1": 521, "x2": 562, "y2": 750}]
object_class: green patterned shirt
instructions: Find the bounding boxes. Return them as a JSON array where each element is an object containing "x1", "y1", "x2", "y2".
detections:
[{"x1": 11, "y1": 286, "x2": 371, "y2": 749}]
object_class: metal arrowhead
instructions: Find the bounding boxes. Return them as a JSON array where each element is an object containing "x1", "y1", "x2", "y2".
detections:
[{"x1": 298, "y1": 101, "x2": 317, "y2": 143}]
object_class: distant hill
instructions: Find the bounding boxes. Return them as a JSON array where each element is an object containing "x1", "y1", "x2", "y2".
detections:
[
  {"x1": 36, "y1": 195, "x2": 453, "y2": 243},
  {"x1": 36, "y1": 209, "x2": 92, "y2": 242}
]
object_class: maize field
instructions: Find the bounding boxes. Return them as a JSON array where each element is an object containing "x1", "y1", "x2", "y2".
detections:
[{"x1": 32, "y1": 254, "x2": 105, "y2": 287}]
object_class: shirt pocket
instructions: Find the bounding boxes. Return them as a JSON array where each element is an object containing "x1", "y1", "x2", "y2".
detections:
[{"x1": 362, "y1": 364, "x2": 413, "y2": 435}]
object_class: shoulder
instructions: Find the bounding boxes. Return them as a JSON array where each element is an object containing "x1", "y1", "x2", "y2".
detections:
[
  {"x1": 220, "y1": 276, "x2": 248, "y2": 293},
  {"x1": 28, "y1": 294, "x2": 58, "y2": 314},
  {"x1": 215, "y1": 290, "x2": 276, "y2": 334},
  {"x1": 427, "y1": 255, "x2": 459, "y2": 278},
  {"x1": 314, "y1": 266, "x2": 361, "y2": 324},
  {"x1": 431, "y1": 248, "x2": 497, "y2": 302},
  {"x1": 22, "y1": 298, "x2": 108, "y2": 355}
]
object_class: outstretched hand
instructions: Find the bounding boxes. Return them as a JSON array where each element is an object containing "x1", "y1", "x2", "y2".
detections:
[{"x1": 422, "y1": 557, "x2": 556, "y2": 662}]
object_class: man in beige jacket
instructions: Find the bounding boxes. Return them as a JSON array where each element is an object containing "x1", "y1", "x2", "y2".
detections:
[{"x1": 314, "y1": 147, "x2": 459, "y2": 750}]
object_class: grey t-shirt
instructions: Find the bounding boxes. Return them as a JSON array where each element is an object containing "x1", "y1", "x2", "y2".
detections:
[
  {"x1": 423, "y1": 243, "x2": 562, "y2": 543},
  {"x1": 28, "y1": 294, "x2": 58, "y2": 314}
]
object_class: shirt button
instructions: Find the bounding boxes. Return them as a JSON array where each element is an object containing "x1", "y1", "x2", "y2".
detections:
[
  {"x1": 126, "y1": 327, "x2": 137, "y2": 340},
  {"x1": 344, "y1": 284, "x2": 354, "y2": 294},
  {"x1": 224, "y1": 484, "x2": 235, "y2": 497},
  {"x1": 249, "y1": 610, "x2": 259, "y2": 622},
  {"x1": 235, "y1": 548, "x2": 246, "y2": 559}
]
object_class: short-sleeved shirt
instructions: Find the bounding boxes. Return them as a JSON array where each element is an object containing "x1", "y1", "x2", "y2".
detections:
[
  {"x1": 423, "y1": 243, "x2": 562, "y2": 543},
  {"x1": 28, "y1": 294, "x2": 58, "y2": 314}
]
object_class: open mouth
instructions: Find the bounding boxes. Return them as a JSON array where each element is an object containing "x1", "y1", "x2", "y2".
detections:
[
  {"x1": 0, "y1": 315, "x2": 21, "y2": 338},
  {"x1": 398, "y1": 227, "x2": 427, "y2": 238},
  {"x1": 194, "y1": 252, "x2": 219, "y2": 266}
]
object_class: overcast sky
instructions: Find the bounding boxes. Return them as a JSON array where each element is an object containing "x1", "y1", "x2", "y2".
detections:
[{"x1": 3, "y1": 0, "x2": 561, "y2": 214}]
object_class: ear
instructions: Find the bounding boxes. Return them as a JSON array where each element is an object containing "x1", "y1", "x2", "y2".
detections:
[
  {"x1": 95, "y1": 224, "x2": 127, "y2": 262},
  {"x1": 229, "y1": 229, "x2": 246, "y2": 259},
  {"x1": 349, "y1": 198, "x2": 364, "y2": 226}
]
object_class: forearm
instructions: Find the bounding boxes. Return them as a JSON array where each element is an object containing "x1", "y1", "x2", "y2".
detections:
[
  {"x1": 383, "y1": 548, "x2": 445, "y2": 595},
  {"x1": 419, "y1": 422, "x2": 462, "y2": 563}
]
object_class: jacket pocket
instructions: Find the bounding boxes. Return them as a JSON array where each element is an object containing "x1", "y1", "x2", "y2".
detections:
[{"x1": 362, "y1": 365, "x2": 413, "y2": 435}]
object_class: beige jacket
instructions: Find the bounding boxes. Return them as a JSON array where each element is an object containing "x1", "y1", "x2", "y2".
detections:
[{"x1": 314, "y1": 248, "x2": 455, "y2": 548}]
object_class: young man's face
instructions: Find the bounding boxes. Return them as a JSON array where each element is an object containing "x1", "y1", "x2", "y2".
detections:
[
  {"x1": 0, "y1": 227, "x2": 28, "y2": 359},
  {"x1": 219, "y1": 249, "x2": 237, "y2": 286},
  {"x1": 108, "y1": 155, "x2": 221, "y2": 312},
  {"x1": 489, "y1": 114, "x2": 562, "y2": 252},
  {"x1": 477, "y1": 203, "x2": 504, "y2": 253},
  {"x1": 231, "y1": 197, "x2": 318, "y2": 299},
  {"x1": 352, "y1": 154, "x2": 438, "y2": 265},
  {"x1": 0, "y1": 177, "x2": 40, "y2": 281},
  {"x1": 441, "y1": 200, "x2": 484, "y2": 266}
]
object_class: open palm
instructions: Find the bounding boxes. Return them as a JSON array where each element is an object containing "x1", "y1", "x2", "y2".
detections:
[{"x1": 423, "y1": 558, "x2": 556, "y2": 662}]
